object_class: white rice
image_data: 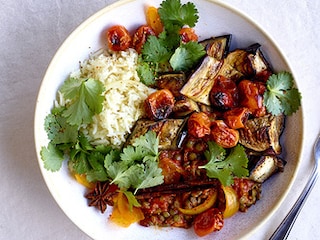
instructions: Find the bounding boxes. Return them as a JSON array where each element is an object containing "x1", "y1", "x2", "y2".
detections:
[{"x1": 73, "y1": 48, "x2": 154, "y2": 147}]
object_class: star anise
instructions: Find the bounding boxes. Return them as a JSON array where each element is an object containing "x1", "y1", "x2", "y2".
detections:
[{"x1": 85, "y1": 181, "x2": 117, "y2": 213}]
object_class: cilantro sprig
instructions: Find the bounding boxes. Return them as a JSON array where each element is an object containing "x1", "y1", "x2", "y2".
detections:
[
  {"x1": 158, "y1": 0, "x2": 199, "y2": 29},
  {"x1": 199, "y1": 142, "x2": 249, "y2": 186},
  {"x1": 60, "y1": 77, "x2": 105, "y2": 125},
  {"x1": 263, "y1": 71, "x2": 301, "y2": 116},
  {"x1": 138, "y1": 0, "x2": 205, "y2": 85},
  {"x1": 104, "y1": 131, "x2": 164, "y2": 194}
]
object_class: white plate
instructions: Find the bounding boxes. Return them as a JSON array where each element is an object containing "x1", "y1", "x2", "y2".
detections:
[{"x1": 34, "y1": 0, "x2": 303, "y2": 239}]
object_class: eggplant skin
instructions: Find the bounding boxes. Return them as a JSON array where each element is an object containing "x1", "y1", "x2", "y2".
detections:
[
  {"x1": 238, "y1": 114, "x2": 285, "y2": 154},
  {"x1": 172, "y1": 95, "x2": 200, "y2": 117},
  {"x1": 155, "y1": 73, "x2": 186, "y2": 97},
  {"x1": 126, "y1": 119, "x2": 186, "y2": 150},
  {"x1": 199, "y1": 34, "x2": 232, "y2": 60}
]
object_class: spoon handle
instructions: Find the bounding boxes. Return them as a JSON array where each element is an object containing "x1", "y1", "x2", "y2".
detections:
[{"x1": 269, "y1": 167, "x2": 318, "y2": 240}]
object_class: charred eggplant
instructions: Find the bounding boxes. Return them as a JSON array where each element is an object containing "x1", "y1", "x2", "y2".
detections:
[{"x1": 238, "y1": 114, "x2": 285, "y2": 154}]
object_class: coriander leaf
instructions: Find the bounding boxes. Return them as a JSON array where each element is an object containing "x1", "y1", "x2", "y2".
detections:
[
  {"x1": 95, "y1": 144, "x2": 113, "y2": 155},
  {"x1": 40, "y1": 142, "x2": 64, "y2": 172},
  {"x1": 204, "y1": 141, "x2": 226, "y2": 163},
  {"x1": 69, "y1": 151, "x2": 91, "y2": 174},
  {"x1": 281, "y1": 88, "x2": 301, "y2": 115},
  {"x1": 83, "y1": 78, "x2": 105, "y2": 113},
  {"x1": 123, "y1": 191, "x2": 141, "y2": 211},
  {"x1": 104, "y1": 131, "x2": 162, "y2": 193},
  {"x1": 158, "y1": 0, "x2": 199, "y2": 29},
  {"x1": 169, "y1": 41, "x2": 205, "y2": 71},
  {"x1": 136, "y1": 61, "x2": 156, "y2": 86},
  {"x1": 108, "y1": 161, "x2": 131, "y2": 189},
  {"x1": 104, "y1": 149, "x2": 121, "y2": 168},
  {"x1": 263, "y1": 71, "x2": 301, "y2": 116},
  {"x1": 222, "y1": 145, "x2": 249, "y2": 178},
  {"x1": 59, "y1": 77, "x2": 82, "y2": 99},
  {"x1": 142, "y1": 35, "x2": 171, "y2": 63},
  {"x1": 44, "y1": 112, "x2": 78, "y2": 144},
  {"x1": 60, "y1": 78, "x2": 105, "y2": 126},
  {"x1": 132, "y1": 131, "x2": 159, "y2": 156},
  {"x1": 130, "y1": 161, "x2": 164, "y2": 194},
  {"x1": 200, "y1": 142, "x2": 249, "y2": 186},
  {"x1": 78, "y1": 132, "x2": 94, "y2": 152},
  {"x1": 62, "y1": 87, "x2": 93, "y2": 125},
  {"x1": 120, "y1": 145, "x2": 145, "y2": 163},
  {"x1": 86, "y1": 151, "x2": 108, "y2": 182}
]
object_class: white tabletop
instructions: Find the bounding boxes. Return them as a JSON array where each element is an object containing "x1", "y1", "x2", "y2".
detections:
[{"x1": 1, "y1": 0, "x2": 319, "y2": 239}]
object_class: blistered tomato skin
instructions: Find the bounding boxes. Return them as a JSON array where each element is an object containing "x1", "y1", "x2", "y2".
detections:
[
  {"x1": 193, "y1": 208, "x2": 224, "y2": 237},
  {"x1": 132, "y1": 25, "x2": 155, "y2": 53},
  {"x1": 223, "y1": 107, "x2": 249, "y2": 129},
  {"x1": 210, "y1": 76, "x2": 238, "y2": 110},
  {"x1": 144, "y1": 89, "x2": 175, "y2": 120},
  {"x1": 210, "y1": 120, "x2": 239, "y2": 148},
  {"x1": 188, "y1": 112, "x2": 211, "y2": 138},
  {"x1": 179, "y1": 27, "x2": 199, "y2": 43},
  {"x1": 106, "y1": 25, "x2": 132, "y2": 51},
  {"x1": 238, "y1": 80, "x2": 266, "y2": 117}
]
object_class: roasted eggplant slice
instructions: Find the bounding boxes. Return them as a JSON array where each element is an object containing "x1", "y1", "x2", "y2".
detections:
[
  {"x1": 180, "y1": 56, "x2": 222, "y2": 105},
  {"x1": 126, "y1": 119, "x2": 187, "y2": 150},
  {"x1": 217, "y1": 49, "x2": 253, "y2": 81},
  {"x1": 158, "y1": 119, "x2": 186, "y2": 150},
  {"x1": 173, "y1": 95, "x2": 200, "y2": 117},
  {"x1": 246, "y1": 43, "x2": 272, "y2": 75},
  {"x1": 156, "y1": 73, "x2": 186, "y2": 97},
  {"x1": 238, "y1": 114, "x2": 285, "y2": 154},
  {"x1": 200, "y1": 34, "x2": 232, "y2": 60},
  {"x1": 180, "y1": 35, "x2": 232, "y2": 105},
  {"x1": 249, "y1": 155, "x2": 285, "y2": 183}
]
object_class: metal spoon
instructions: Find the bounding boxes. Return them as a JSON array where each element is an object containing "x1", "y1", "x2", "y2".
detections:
[{"x1": 269, "y1": 134, "x2": 320, "y2": 240}]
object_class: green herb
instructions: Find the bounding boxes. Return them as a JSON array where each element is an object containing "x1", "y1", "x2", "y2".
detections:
[
  {"x1": 263, "y1": 71, "x2": 301, "y2": 116},
  {"x1": 41, "y1": 142, "x2": 64, "y2": 171},
  {"x1": 199, "y1": 142, "x2": 249, "y2": 186},
  {"x1": 137, "y1": 0, "x2": 205, "y2": 85},
  {"x1": 104, "y1": 131, "x2": 164, "y2": 194},
  {"x1": 44, "y1": 109, "x2": 78, "y2": 144},
  {"x1": 123, "y1": 190, "x2": 142, "y2": 211},
  {"x1": 158, "y1": 0, "x2": 199, "y2": 29},
  {"x1": 170, "y1": 41, "x2": 206, "y2": 71},
  {"x1": 60, "y1": 77, "x2": 105, "y2": 125},
  {"x1": 141, "y1": 34, "x2": 172, "y2": 64}
]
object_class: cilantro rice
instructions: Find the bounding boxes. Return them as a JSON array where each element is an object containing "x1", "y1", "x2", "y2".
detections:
[{"x1": 70, "y1": 48, "x2": 154, "y2": 147}]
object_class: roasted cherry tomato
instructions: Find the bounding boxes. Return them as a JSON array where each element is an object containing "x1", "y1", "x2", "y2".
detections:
[
  {"x1": 106, "y1": 25, "x2": 132, "y2": 51},
  {"x1": 144, "y1": 89, "x2": 175, "y2": 120},
  {"x1": 210, "y1": 120, "x2": 239, "y2": 148},
  {"x1": 179, "y1": 27, "x2": 198, "y2": 43},
  {"x1": 132, "y1": 25, "x2": 155, "y2": 53},
  {"x1": 194, "y1": 208, "x2": 224, "y2": 237},
  {"x1": 238, "y1": 79, "x2": 266, "y2": 117},
  {"x1": 210, "y1": 76, "x2": 238, "y2": 110},
  {"x1": 221, "y1": 185, "x2": 240, "y2": 218},
  {"x1": 223, "y1": 107, "x2": 249, "y2": 129},
  {"x1": 146, "y1": 6, "x2": 163, "y2": 35},
  {"x1": 159, "y1": 151, "x2": 184, "y2": 184},
  {"x1": 188, "y1": 112, "x2": 211, "y2": 138}
]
